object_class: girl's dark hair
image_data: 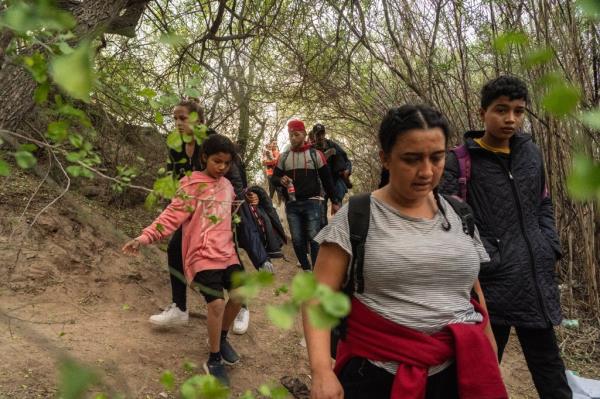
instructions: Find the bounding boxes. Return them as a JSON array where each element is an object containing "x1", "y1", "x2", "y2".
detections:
[
  {"x1": 177, "y1": 98, "x2": 205, "y2": 124},
  {"x1": 201, "y1": 133, "x2": 236, "y2": 159},
  {"x1": 378, "y1": 104, "x2": 450, "y2": 154}
]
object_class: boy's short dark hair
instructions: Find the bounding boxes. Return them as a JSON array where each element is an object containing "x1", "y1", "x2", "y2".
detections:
[
  {"x1": 481, "y1": 76, "x2": 528, "y2": 109},
  {"x1": 201, "y1": 133, "x2": 236, "y2": 159}
]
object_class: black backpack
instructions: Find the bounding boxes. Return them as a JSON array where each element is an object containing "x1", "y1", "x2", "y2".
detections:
[{"x1": 330, "y1": 193, "x2": 476, "y2": 358}]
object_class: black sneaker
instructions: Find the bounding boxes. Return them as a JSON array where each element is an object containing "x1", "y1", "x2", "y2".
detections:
[
  {"x1": 203, "y1": 359, "x2": 230, "y2": 387},
  {"x1": 220, "y1": 338, "x2": 240, "y2": 365}
]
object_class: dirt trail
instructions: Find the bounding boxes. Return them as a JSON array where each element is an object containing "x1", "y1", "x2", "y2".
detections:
[{"x1": 0, "y1": 173, "x2": 537, "y2": 398}]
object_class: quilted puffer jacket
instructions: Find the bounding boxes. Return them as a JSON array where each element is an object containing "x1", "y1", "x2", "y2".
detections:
[{"x1": 439, "y1": 131, "x2": 563, "y2": 328}]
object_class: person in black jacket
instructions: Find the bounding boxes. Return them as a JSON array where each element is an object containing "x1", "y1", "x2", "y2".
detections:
[
  {"x1": 439, "y1": 76, "x2": 571, "y2": 398},
  {"x1": 310, "y1": 123, "x2": 352, "y2": 227},
  {"x1": 272, "y1": 119, "x2": 340, "y2": 270}
]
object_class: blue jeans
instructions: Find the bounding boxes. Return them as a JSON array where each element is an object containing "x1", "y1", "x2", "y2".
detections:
[{"x1": 286, "y1": 199, "x2": 322, "y2": 270}]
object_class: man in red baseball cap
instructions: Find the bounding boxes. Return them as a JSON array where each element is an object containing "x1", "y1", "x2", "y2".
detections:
[{"x1": 272, "y1": 119, "x2": 340, "y2": 270}]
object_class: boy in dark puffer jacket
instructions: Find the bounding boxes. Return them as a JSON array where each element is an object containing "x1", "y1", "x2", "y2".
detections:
[{"x1": 439, "y1": 76, "x2": 571, "y2": 399}]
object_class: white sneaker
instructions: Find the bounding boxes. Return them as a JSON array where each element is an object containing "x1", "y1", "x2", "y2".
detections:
[
  {"x1": 232, "y1": 307, "x2": 250, "y2": 335},
  {"x1": 149, "y1": 303, "x2": 189, "y2": 326}
]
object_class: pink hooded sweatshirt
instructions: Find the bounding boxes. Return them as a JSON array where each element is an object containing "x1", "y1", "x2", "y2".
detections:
[{"x1": 137, "y1": 171, "x2": 240, "y2": 283}]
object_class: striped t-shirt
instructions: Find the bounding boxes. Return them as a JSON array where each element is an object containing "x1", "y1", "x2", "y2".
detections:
[{"x1": 315, "y1": 194, "x2": 490, "y2": 375}]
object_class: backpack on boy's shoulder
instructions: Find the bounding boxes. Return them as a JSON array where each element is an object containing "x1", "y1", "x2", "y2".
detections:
[
  {"x1": 330, "y1": 192, "x2": 475, "y2": 358},
  {"x1": 450, "y1": 144, "x2": 471, "y2": 202}
]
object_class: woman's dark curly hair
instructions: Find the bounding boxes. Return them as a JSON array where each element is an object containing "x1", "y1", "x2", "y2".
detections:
[
  {"x1": 378, "y1": 104, "x2": 451, "y2": 154},
  {"x1": 480, "y1": 75, "x2": 528, "y2": 109}
]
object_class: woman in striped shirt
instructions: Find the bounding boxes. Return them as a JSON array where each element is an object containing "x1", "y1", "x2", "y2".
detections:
[{"x1": 303, "y1": 105, "x2": 506, "y2": 399}]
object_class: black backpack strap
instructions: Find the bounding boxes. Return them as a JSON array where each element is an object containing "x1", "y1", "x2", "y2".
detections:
[
  {"x1": 308, "y1": 148, "x2": 322, "y2": 190},
  {"x1": 279, "y1": 150, "x2": 290, "y2": 171},
  {"x1": 346, "y1": 193, "x2": 371, "y2": 295},
  {"x1": 442, "y1": 194, "x2": 475, "y2": 238}
]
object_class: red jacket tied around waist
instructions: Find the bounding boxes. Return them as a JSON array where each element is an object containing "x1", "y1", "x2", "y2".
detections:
[{"x1": 334, "y1": 298, "x2": 508, "y2": 399}]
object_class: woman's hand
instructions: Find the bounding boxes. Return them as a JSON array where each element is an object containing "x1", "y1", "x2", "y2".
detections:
[
  {"x1": 122, "y1": 239, "x2": 141, "y2": 256},
  {"x1": 311, "y1": 368, "x2": 344, "y2": 399},
  {"x1": 246, "y1": 191, "x2": 259, "y2": 206}
]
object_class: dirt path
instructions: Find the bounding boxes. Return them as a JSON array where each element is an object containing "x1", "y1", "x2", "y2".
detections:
[
  {"x1": 0, "y1": 246, "x2": 536, "y2": 398},
  {"x1": 0, "y1": 175, "x2": 539, "y2": 398}
]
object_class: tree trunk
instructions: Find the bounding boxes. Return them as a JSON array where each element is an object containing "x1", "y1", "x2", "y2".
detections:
[{"x1": 0, "y1": 0, "x2": 148, "y2": 133}]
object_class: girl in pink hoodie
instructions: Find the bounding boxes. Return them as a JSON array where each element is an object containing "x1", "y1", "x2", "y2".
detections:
[{"x1": 122, "y1": 134, "x2": 243, "y2": 386}]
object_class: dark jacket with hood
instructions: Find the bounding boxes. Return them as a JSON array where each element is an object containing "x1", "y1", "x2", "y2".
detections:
[
  {"x1": 248, "y1": 185, "x2": 287, "y2": 258},
  {"x1": 439, "y1": 131, "x2": 563, "y2": 328}
]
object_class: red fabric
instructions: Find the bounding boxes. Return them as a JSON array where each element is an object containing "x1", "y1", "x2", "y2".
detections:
[
  {"x1": 287, "y1": 119, "x2": 305, "y2": 132},
  {"x1": 334, "y1": 298, "x2": 508, "y2": 399}
]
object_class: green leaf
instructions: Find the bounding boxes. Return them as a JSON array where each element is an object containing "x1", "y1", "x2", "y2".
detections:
[
  {"x1": 144, "y1": 192, "x2": 158, "y2": 210},
  {"x1": 57, "y1": 105, "x2": 92, "y2": 127},
  {"x1": 156, "y1": 223, "x2": 165, "y2": 233},
  {"x1": 160, "y1": 32, "x2": 186, "y2": 47},
  {"x1": 1, "y1": 1, "x2": 76, "y2": 34},
  {"x1": 232, "y1": 214, "x2": 241, "y2": 225},
  {"x1": 18, "y1": 143, "x2": 37, "y2": 153},
  {"x1": 522, "y1": 47, "x2": 554, "y2": 69},
  {"x1": 320, "y1": 291, "x2": 351, "y2": 318},
  {"x1": 58, "y1": 358, "x2": 98, "y2": 399},
  {"x1": 66, "y1": 165, "x2": 82, "y2": 177},
  {"x1": 307, "y1": 303, "x2": 340, "y2": 329},
  {"x1": 154, "y1": 112, "x2": 164, "y2": 124},
  {"x1": 182, "y1": 133, "x2": 194, "y2": 143},
  {"x1": 270, "y1": 385, "x2": 290, "y2": 399},
  {"x1": 47, "y1": 121, "x2": 69, "y2": 143},
  {"x1": 541, "y1": 83, "x2": 581, "y2": 117},
  {"x1": 153, "y1": 175, "x2": 179, "y2": 199},
  {"x1": 194, "y1": 124, "x2": 208, "y2": 145},
  {"x1": 122, "y1": 304, "x2": 130, "y2": 311},
  {"x1": 184, "y1": 87, "x2": 201, "y2": 98},
  {"x1": 577, "y1": 0, "x2": 600, "y2": 19},
  {"x1": 183, "y1": 361, "x2": 198, "y2": 372},
  {"x1": 266, "y1": 303, "x2": 298, "y2": 329},
  {"x1": 291, "y1": 272, "x2": 317, "y2": 303},
  {"x1": 166, "y1": 131, "x2": 183, "y2": 152},
  {"x1": 580, "y1": 110, "x2": 600, "y2": 129},
  {"x1": 80, "y1": 167, "x2": 94, "y2": 179},
  {"x1": 58, "y1": 41, "x2": 73, "y2": 55},
  {"x1": 159, "y1": 93, "x2": 180, "y2": 107},
  {"x1": 160, "y1": 370, "x2": 175, "y2": 391},
  {"x1": 180, "y1": 375, "x2": 229, "y2": 399},
  {"x1": 34, "y1": 83, "x2": 50, "y2": 104},
  {"x1": 22, "y1": 53, "x2": 47, "y2": 83},
  {"x1": 50, "y1": 40, "x2": 94, "y2": 102},
  {"x1": 137, "y1": 88, "x2": 156, "y2": 98},
  {"x1": 0, "y1": 159, "x2": 10, "y2": 177},
  {"x1": 240, "y1": 390, "x2": 256, "y2": 399},
  {"x1": 493, "y1": 31, "x2": 529, "y2": 53},
  {"x1": 14, "y1": 151, "x2": 36, "y2": 169},
  {"x1": 68, "y1": 134, "x2": 84, "y2": 148},
  {"x1": 208, "y1": 214, "x2": 222, "y2": 224},
  {"x1": 66, "y1": 151, "x2": 83, "y2": 162},
  {"x1": 567, "y1": 154, "x2": 600, "y2": 200}
]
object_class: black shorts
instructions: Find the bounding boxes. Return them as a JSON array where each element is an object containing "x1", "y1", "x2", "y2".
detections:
[{"x1": 193, "y1": 264, "x2": 244, "y2": 303}]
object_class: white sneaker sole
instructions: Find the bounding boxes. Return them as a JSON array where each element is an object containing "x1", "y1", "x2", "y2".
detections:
[
  {"x1": 149, "y1": 318, "x2": 189, "y2": 327},
  {"x1": 231, "y1": 326, "x2": 248, "y2": 335}
]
